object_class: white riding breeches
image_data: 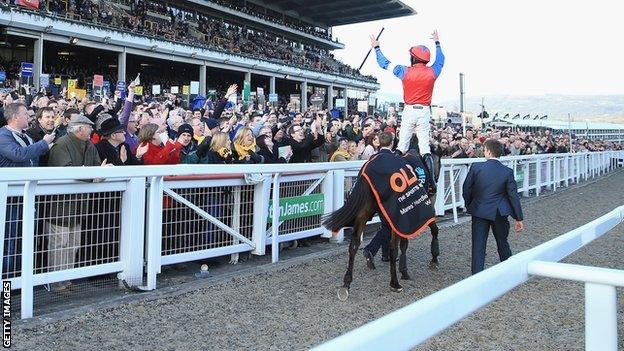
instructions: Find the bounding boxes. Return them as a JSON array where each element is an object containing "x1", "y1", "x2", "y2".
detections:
[{"x1": 397, "y1": 105, "x2": 431, "y2": 155}]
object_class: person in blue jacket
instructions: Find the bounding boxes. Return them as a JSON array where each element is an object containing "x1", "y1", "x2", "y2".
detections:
[
  {"x1": 0, "y1": 103, "x2": 55, "y2": 274},
  {"x1": 463, "y1": 139, "x2": 525, "y2": 274}
]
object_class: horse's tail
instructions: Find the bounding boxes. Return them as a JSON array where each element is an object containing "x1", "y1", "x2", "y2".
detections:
[{"x1": 322, "y1": 178, "x2": 371, "y2": 231}]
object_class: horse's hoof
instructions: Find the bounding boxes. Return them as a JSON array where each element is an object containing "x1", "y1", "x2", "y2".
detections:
[
  {"x1": 337, "y1": 287, "x2": 349, "y2": 301},
  {"x1": 390, "y1": 285, "x2": 403, "y2": 293},
  {"x1": 400, "y1": 272, "x2": 411, "y2": 280},
  {"x1": 429, "y1": 260, "x2": 439, "y2": 270}
]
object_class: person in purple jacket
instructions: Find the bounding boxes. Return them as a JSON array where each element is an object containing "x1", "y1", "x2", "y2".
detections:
[{"x1": 117, "y1": 81, "x2": 140, "y2": 152}]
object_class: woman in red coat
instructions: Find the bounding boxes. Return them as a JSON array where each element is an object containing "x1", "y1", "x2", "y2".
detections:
[
  {"x1": 137, "y1": 123, "x2": 182, "y2": 165},
  {"x1": 137, "y1": 123, "x2": 183, "y2": 254}
]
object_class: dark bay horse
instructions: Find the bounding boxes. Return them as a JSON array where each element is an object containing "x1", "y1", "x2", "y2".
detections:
[{"x1": 323, "y1": 136, "x2": 441, "y2": 299}]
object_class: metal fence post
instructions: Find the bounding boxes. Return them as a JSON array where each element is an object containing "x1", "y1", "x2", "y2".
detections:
[
  {"x1": 271, "y1": 173, "x2": 281, "y2": 263},
  {"x1": 575, "y1": 156, "x2": 581, "y2": 183},
  {"x1": 20, "y1": 181, "x2": 36, "y2": 319},
  {"x1": 576, "y1": 155, "x2": 581, "y2": 183},
  {"x1": 458, "y1": 165, "x2": 469, "y2": 209},
  {"x1": 546, "y1": 158, "x2": 553, "y2": 191},
  {"x1": 251, "y1": 177, "x2": 271, "y2": 255},
  {"x1": 434, "y1": 165, "x2": 446, "y2": 216},
  {"x1": 522, "y1": 161, "x2": 530, "y2": 197},
  {"x1": 564, "y1": 156, "x2": 570, "y2": 187},
  {"x1": 535, "y1": 160, "x2": 541, "y2": 196},
  {"x1": 585, "y1": 283, "x2": 618, "y2": 351},
  {"x1": 145, "y1": 176, "x2": 163, "y2": 290},
  {"x1": 321, "y1": 171, "x2": 334, "y2": 239},
  {"x1": 598, "y1": 154, "x2": 602, "y2": 175},
  {"x1": 331, "y1": 169, "x2": 345, "y2": 243},
  {"x1": 0, "y1": 183, "x2": 7, "y2": 276},
  {"x1": 230, "y1": 186, "x2": 242, "y2": 263},
  {"x1": 118, "y1": 177, "x2": 147, "y2": 288},
  {"x1": 449, "y1": 165, "x2": 459, "y2": 222}
]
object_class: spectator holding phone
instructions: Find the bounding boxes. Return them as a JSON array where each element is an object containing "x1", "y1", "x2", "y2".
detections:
[{"x1": 257, "y1": 134, "x2": 289, "y2": 163}]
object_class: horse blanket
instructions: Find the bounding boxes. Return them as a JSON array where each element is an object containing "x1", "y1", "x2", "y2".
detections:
[{"x1": 360, "y1": 150, "x2": 435, "y2": 239}]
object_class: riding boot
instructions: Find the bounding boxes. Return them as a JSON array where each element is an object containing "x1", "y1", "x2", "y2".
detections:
[{"x1": 423, "y1": 153, "x2": 437, "y2": 194}]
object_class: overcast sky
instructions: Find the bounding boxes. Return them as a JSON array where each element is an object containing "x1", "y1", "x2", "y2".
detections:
[{"x1": 332, "y1": 0, "x2": 624, "y2": 104}]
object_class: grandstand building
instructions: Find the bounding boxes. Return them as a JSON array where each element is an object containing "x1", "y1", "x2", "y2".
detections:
[{"x1": 0, "y1": 0, "x2": 414, "y2": 109}]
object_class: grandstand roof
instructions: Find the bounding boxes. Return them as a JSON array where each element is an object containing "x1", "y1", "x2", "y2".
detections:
[{"x1": 265, "y1": 0, "x2": 416, "y2": 26}]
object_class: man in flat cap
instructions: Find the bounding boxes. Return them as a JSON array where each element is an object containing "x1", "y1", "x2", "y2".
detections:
[
  {"x1": 48, "y1": 114, "x2": 104, "y2": 168},
  {"x1": 45, "y1": 114, "x2": 108, "y2": 294}
]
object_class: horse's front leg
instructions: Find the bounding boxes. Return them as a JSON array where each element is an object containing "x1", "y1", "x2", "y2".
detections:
[
  {"x1": 389, "y1": 233, "x2": 403, "y2": 292},
  {"x1": 338, "y1": 221, "x2": 363, "y2": 300},
  {"x1": 429, "y1": 222, "x2": 440, "y2": 270},
  {"x1": 399, "y1": 237, "x2": 410, "y2": 280}
]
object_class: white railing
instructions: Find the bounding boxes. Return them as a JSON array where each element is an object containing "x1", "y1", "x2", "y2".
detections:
[
  {"x1": 434, "y1": 151, "x2": 623, "y2": 221},
  {"x1": 0, "y1": 151, "x2": 622, "y2": 319},
  {"x1": 312, "y1": 205, "x2": 624, "y2": 351}
]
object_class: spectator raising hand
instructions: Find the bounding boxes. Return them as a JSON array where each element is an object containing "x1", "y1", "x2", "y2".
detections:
[
  {"x1": 135, "y1": 142, "x2": 149, "y2": 159},
  {"x1": 225, "y1": 84, "x2": 238, "y2": 99}
]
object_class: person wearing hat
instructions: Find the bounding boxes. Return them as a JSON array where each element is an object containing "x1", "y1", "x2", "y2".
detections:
[
  {"x1": 48, "y1": 114, "x2": 105, "y2": 169},
  {"x1": 46, "y1": 114, "x2": 109, "y2": 294},
  {"x1": 95, "y1": 117, "x2": 147, "y2": 166},
  {"x1": 177, "y1": 123, "x2": 198, "y2": 164},
  {"x1": 370, "y1": 30, "x2": 444, "y2": 192}
]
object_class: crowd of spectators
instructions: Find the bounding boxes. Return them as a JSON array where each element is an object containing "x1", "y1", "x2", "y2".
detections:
[
  {"x1": 209, "y1": 0, "x2": 333, "y2": 41},
  {"x1": 1, "y1": 75, "x2": 622, "y2": 291},
  {"x1": 428, "y1": 125, "x2": 622, "y2": 159},
  {"x1": 1, "y1": 0, "x2": 373, "y2": 82},
  {"x1": 1, "y1": 81, "x2": 621, "y2": 170}
]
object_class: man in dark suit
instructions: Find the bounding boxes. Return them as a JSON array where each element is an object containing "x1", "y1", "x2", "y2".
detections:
[{"x1": 463, "y1": 139, "x2": 524, "y2": 274}]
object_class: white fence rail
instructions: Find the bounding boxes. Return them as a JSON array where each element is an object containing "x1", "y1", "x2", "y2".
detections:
[
  {"x1": 0, "y1": 151, "x2": 622, "y2": 319},
  {"x1": 313, "y1": 205, "x2": 624, "y2": 351},
  {"x1": 434, "y1": 151, "x2": 621, "y2": 221}
]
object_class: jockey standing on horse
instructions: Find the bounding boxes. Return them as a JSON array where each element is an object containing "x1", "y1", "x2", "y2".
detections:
[{"x1": 370, "y1": 30, "x2": 444, "y2": 191}]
